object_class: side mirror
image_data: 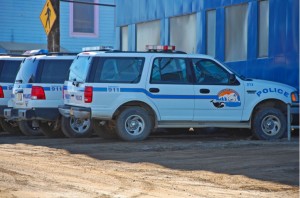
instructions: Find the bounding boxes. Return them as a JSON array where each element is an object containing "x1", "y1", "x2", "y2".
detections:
[{"x1": 229, "y1": 73, "x2": 236, "y2": 84}]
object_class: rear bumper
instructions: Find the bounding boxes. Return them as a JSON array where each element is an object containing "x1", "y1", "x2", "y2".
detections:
[
  {"x1": 58, "y1": 105, "x2": 91, "y2": 119},
  {"x1": 4, "y1": 107, "x2": 60, "y2": 121}
]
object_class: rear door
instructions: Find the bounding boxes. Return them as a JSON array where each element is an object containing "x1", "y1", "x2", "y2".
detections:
[
  {"x1": 145, "y1": 56, "x2": 194, "y2": 121},
  {"x1": 13, "y1": 57, "x2": 39, "y2": 108},
  {"x1": 35, "y1": 58, "x2": 74, "y2": 108},
  {"x1": 63, "y1": 55, "x2": 92, "y2": 107}
]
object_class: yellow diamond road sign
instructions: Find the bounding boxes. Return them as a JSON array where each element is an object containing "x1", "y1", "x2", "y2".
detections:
[{"x1": 40, "y1": 0, "x2": 57, "y2": 35}]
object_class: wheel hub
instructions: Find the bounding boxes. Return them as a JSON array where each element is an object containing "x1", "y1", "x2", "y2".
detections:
[
  {"x1": 129, "y1": 120, "x2": 139, "y2": 130},
  {"x1": 261, "y1": 115, "x2": 281, "y2": 136}
]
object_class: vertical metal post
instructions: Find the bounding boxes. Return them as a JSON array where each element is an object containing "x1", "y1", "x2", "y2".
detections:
[
  {"x1": 287, "y1": 103, "x2": 291, "y2": 141},
  {"x1": 48, "y1": 0, "x2": 60, "y2": 52}
]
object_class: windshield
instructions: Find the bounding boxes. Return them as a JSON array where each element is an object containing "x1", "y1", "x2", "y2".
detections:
[
  {"x1": 221, "y1": 63, "x2": 247, "y2": 80},
  {"x1": 68, "y1": 56, "x2": 91, "y2": 82},
  {"x1": 15, "y1": 57, "x2": 39, "y2": 83}
]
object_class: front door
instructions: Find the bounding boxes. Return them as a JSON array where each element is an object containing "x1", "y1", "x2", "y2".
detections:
[{"x1": 191, "y1": 58, "x2": 245, "y2": 121}]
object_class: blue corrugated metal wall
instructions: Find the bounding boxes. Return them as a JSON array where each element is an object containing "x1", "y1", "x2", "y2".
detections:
[
  {"x1": 0, "y1": 0, "x2": 115, "y2": 52},
  {"x1": 115, "y1": 0, "x2": 299, "y2": 90}
]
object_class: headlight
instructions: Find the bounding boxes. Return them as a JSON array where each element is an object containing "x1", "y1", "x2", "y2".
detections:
[{"x1": 291, "y1": 91, "x2": 299, "y2": 103}]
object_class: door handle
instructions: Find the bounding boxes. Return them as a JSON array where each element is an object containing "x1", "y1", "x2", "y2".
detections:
[
  {"x1": 200, "y1": 89, "x2": 210, "y2": 94},
  {"x1": 149, "y1": 88, "x2": 160, "y2": 93}
]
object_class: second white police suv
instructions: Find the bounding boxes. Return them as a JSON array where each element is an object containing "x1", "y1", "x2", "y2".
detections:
[
  {"x1": 58, "y1": 45, "x2": 299, "y2": 141},
  {"x1": 4, "y1": 52, "x2": 94, "y2": 137}
]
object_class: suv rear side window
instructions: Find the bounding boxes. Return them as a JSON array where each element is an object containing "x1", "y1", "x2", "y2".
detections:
[
  {"x1": 37, "y1": 59, "x2": 73, "y2": 83},
  {"x1": 90, "y1": 57, "x2": 145, "y2": 83},
  {"x1": 150, "y1": 58, "x2": 190, "y2": 84},
  {"x1": 0, "y1": 60, "x2": 21, "y2": 83}
]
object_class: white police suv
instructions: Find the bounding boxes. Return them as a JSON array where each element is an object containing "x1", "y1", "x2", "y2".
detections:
[
  {"x1": 4, "y1": 53, "x2": 93, "y2": 137},
  {"x1": 59, "y1": 45, "x2": 299, "y2": 141},
  {"x1": 0, "y1": 55, "x2": 25, "y2": 134}
]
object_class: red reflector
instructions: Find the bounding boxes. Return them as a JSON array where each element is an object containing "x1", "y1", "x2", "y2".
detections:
[
  {"x1": 0, "y1": 86, "x2": 4, "y2": 98},
  {"x1": 84, "y1": 86, "x2": 93, "y2": 103},
  {"x1": 31, "y1": 86, "x2": 46, "y2": 100}
]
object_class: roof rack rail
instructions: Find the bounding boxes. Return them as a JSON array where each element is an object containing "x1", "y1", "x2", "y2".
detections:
[
  {"x1": 48, "y1": 52, "x2": 79, "y2": 56},
  {"x1": 82, "y1": 46, "x2": 114, "y2": 52},
  {"x1": 0, "y1": 53, "x2": 30, "y2": 57},
  {"x1": 105, "y1": 50, "x2": 187, "y2": 54}
]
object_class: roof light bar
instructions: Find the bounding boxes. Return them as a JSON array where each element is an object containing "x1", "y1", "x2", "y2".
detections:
[
  {"x1": 23, "y1": 49, "x2": 49, "y2": 55},
  {"x1": 146, "y1": 45, "x2": 176, "y2": 51},
  {"x1": 82, "y1": 46, "x2": 114, "y2": 52}
]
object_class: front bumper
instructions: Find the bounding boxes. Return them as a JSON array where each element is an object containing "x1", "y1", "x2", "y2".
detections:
[
  {"x1": 4, "y1": 107, "x2": 60, "y2": 121},
  {"x1": 58, "y1": 105, "x2": 91, "y2": 119}
]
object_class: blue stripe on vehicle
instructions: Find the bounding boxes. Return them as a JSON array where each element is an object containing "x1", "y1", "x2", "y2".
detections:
[
  {"x1": 94, "y1": 87, "x2": 107, "y2": 92},
  {"x1": 90, "y1": 87, "x2": 219, "y2": 100},
  {"x1": 16, "y1": 84, "x2": 32, "y2": 88},
  {"x1": 43, "y1": 87, "x2": 51, "y2": 91},
  {"x1": 2, "y1": 86, "x2": 8, "y2": 90}
]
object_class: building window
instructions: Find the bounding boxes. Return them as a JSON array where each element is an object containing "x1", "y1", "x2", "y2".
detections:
[
  {"x1": 121, "y1": 26, "x2": 128, "y2": 51},
  {"x1": 206, "y1": 10, "x2": 216, "y2": 57},
  {"x1": 137, "y1": 20, "x2": 160, "y2": 51},
  {"x1": 258, "y1": 0, "x2": 269, "y2": 57},
  {"x1": 170, "y1": 14, "x2": 196, "y2": 53},
  {"x1": 225, "y1": 4, "x2": 248, "y2": 62},
  {"x1": 70, "y1": 0, "x2": 99, "y2": 37}
]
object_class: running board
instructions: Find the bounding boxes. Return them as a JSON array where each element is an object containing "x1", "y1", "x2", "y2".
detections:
[{"x1": 157, "y1": 121, "x2": 251, "y2": 129}]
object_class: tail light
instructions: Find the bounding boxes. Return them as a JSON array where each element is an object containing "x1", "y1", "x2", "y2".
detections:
[
  {"x1": 0, "y1": 86, "x2": 4, "y2": 98},
  {"x1": 84, "y1": 86, "x2": 93, "y2": 103},
  {"x1": 31, "y1": 86, "x2": 46, "y2": 100}
]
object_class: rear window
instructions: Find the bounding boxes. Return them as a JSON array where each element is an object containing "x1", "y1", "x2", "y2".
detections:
[
  {"x1": 89, "y1": 57, "x2": 145, "y2": 83},
  {"x1": 15, "y1": 58, "x2": 39, "y2": 83},
  {"x1": 0, "y1": 60, "x2": 21, "y2": 83},
  {"x1": 37, "y1": 59, "x2": 73, "y2": 83},
  {"x1": 68, "y1": 56, "x2": 92, "y2": 82}
]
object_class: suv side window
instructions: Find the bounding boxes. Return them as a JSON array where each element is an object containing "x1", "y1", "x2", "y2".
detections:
[
  {"x1": 191, "y1": 59, "x2": 230, "y2": 85},
  {"x1": 91, "y1": 57, "x2": 145, "y2": 83},
  {"x1": 0, "y1": 60, "x2": 21, "y2": 83},
  {"x1": 150, "y1": 58, "x2": 190, "y2": 84},
  {"x1": 38, "y1": 60, "x2": 73, "y2": 83}
]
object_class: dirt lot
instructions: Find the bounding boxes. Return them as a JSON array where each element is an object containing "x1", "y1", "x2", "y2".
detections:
[{"x1": 0, "y1": 129, "x2": 298, "y2": 198}]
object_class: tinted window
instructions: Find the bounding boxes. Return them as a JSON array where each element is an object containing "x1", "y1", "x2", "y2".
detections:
[
  {"x1": 0, "y1": 60, "x2": 21, "y2": 83},
  {"x1": 69, "y1": 56, "x2": 92, "y2": 82},
  {"x1": 192, "y1": 59, "x2": 229, "y2": 84},
  {"x1": 150, "y1": 58, "x2": 190, "y2": 84},
  {"x1": 15, "y1": 57, "x2": 39, "y2": 83},
  {"x1": 91, "y1": 57, "x2": 144, "y2": 83},
  {"x1": 39, "y1": 59, "x2": 73, "y2": 83}
]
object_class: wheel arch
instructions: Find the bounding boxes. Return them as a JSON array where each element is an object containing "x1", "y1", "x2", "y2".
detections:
[
  {"x1": 251, "y1": 99, "x2": 287, "y2": 122},
  {"x1": 112, "y1": 100, "x2": 158, "y2": 127}
]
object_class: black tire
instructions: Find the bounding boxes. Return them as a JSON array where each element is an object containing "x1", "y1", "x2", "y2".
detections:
[
  {"x1": 93, "y1": 120, "x2": 118, "y2": 139},
  {"x1": 61, "y1": 116, "x2": 93, "y2": 138},
  {"x1": 39, "y1": 121, "x2": 65, "y2": 138},
  {"x1": 18, "y1": 120, "x2": 43, "y2": 136},
  {"x1": 116, "y1": 107, "x2": 153, "y2": 141},
  {"x1": 252, "y1": 107, "x2": 287, "y2": 140},
  {"x1": 0, "y1": 118, "x2": 22, "y2": 135}
]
